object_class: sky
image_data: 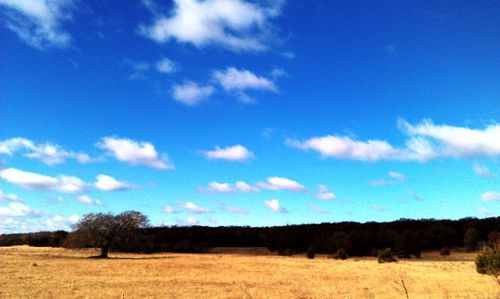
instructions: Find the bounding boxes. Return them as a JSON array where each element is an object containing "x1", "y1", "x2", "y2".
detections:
[{"x1": 0, "y1": 0, "x2": 499, "y2": 233}]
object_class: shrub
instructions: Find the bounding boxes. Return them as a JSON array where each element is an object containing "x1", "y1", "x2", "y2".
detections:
[
  {"x1": 475, "y1": 247, "x2": 500, "y2": 284},
  {"x1": 378, "y1": 248, "x2": 397, "y2": 263},
  {"x1": 306, "y1": 247, "x2": 315, "y2": 259},
  {"x1": 332, "y1": 248, "x2": 348, "y2": 260},
  {"x1": 440, "y1": 247, "x2": 450, "y2": 257}
]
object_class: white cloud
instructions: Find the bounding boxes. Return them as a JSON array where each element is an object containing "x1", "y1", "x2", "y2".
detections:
[
  {"x1": 76, "y1": 195, "x2": 102, "y2": 206},
  {"x1": 257, "y1": 177, "x2": 305, "y2": 192},
  {"x1": 480, "y1": 191, "x2": 500, "y2": 202},
  {"x1": 45, "y1": 214, "x2": 79, "y2": 230},
  {"x1": 213, "y1": 67, "x2": 277, "y2": 91},
  {"x1": 156, "y1": 57, "x2": 177, "y2": 73},
  {"x1": 0, "y1": 168, "x2": 88, "y2": 193},
  {"x1": 288, "y1": 119, "x2": 500, "y2": 162},
  {"x1": 97, "y1": 136, "x2": 173, "y2": 170},
  {"x1": 0, "y1": 189, "x2": 18, "y2": 201},
  {"x1": 177, "y1": 201, "x2": 210, "y2": 213},
  {"x1": 199, "y1": 180, "x2": 259, "y2": 193},
  {"x1": 264, "y1": 199, "x2": 287, "y2": 213},
  {"x1": 139, "y1": 0, "x2": 282, "y2": 52},
  {"x1": 310, "y1": 204, "x2": 329, "y2": 213},
  {"x1": 473, "y1": 164, "x2": 494, "y2": 178},
  {"x1": 388, "y1": 171, "x2": 406, "y2": 182},
  {"x1": 316, "y1": 185, "x2": 335, "y2": 200},
  {"x1": 185, "y1": 215, "x2": 199, "y2": 225},
  {"x1": 94, "y1": 174, "x2": 131, "y2": 191},
  {"x1": 0, "y1": 0, "x2": 76, "y2": 49},
  {"x1": 0, "y1": 137, "x2": 93, "y2": 165},
  {"x1": 369, "y1": 171, "x2": 406, "y2": 187},
  {"x1": 0, "y1": 202, "x2": 33, "y2": 217},
  {"x1": 172, "y1": 81, "x2": 214, "y2": 106},
  {"x1": 202, "y1": 145, "x2": 254, "y2": 161},
  {"x1": 163, "y1": 205, "x2": 178, "y2": 214}
]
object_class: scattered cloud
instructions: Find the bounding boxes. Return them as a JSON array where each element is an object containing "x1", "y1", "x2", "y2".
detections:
[
  {"x1": 139, "y1": 0, "x2": 283, "y2": 52},
  {"x1": 310, "y1": 204, "x2": 329, "y2": 213},
  {"x1": 0, "y1": 0, "x2": 76, "y2": 49},
  {"x1": 281, "y1": 51, "x2": 296, "y2": 59},
  {"x1": 202, "y1": 145, "x2": 254, "y2": 162},
  {"x1": 257, "y1": 177, "x2": 305, "y2": 192},
  {"x1": 97, "y1": 136, "x2": 173, "y2": 170},
  {"x1": 480, "y1": 191, "x2": 500, "y2": 202},
  {"x1": 163, "y1": 205, "x2": 178, "y2": 214},
  {"x1": 407, "y1": 189, "x2": 423, "y2": 201},
  {"x1": 0, "y1": 189, "x2": 18, "y2": 201},
  {"x1": 0, "y1": 168, "x2": 88, "y2": 193},
  {"x1": 288, "y1": 119, "x2": 500, "y2": 162},
  {"x1": 94, "y1": 174, "x2": 131, "y2": 191},
  {"x1": 156, "y1": 57, "x2": 177, "y2": 73},
  {"x1": 473, "y1": 164, "x2": 494, "y2": 178},
  {"x1": 45, "y1": 214, "x2": 79, "y2": 230},
  {"x1": 316, "y1": 185, "x2": 336, "y2": 200},
  {"x1": 0, "y1": 202, "x2": 37, "y2": 217},
  {"x1": 0, "y1": 137, "x2": 94, "y2": 165},
  {"x1": 76, "y1": 195, "x2": 102, "y2": 206},
  {"x1": 264, "y1": 199, "x2": 287, "y2": 213},
  {"x1": 171, "y1": 81, "x2": 214, "y2": 106},
  {"x1": 384, "y1": 44, "x2": 399, "y2": 55},
  {"x1": 185, "y1": 215, "x2": 199, "y2": 225},
  {"x1": 477, "y1": 208, "x2": 492, "y2": 216},
  {"x1": 212, "y1": 67, "x2": 277, "y2": 103},
  {"x1": 198, "y1": 180, "x2": 259, "y2": 193},
  {"x1": 177, "y1": 201, "x2": 210, "y2": 213}
]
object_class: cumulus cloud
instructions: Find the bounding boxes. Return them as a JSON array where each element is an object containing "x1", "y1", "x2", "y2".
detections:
[
  {"x1": 177, "y1": 201, "x2": 210, "y2": 213},
  {"x1": 45, "y1": 214, "x2": 79, "y2": 230},
  {"x1": 0, "y1": 168, "x2": 88, "y2": 193},
  {"x1": 156, "y1": 57, "x2": 177, "y2": 73},
  {"x1": 264, "y1": 199, "x2": 287, "y2": 213},
  {"x1": 0, "y1": 137, "x2": 94, "y2": 165},
  {"x1": 0, "y1": 189, "x2": 18, "y2": 201},
  {"x1": 171, "y1": 81, "x2": 214, "y2": 106},
  {"x1": 288, "y1": 119, "x2": 500, "y2": 162},
  {"x1": 202, "y1": 145, "x2": 254, "y2": 161},
  {"x1": 257, "y1": 177, "x2": 305, "y2": 192},
  {"x1": 316, "y1": 185, "x2": 336, "y2": 200},
  {"x1": 0, "y1": 0, "x2": 76, "y2": 49},
  {"x1": 0, "y1": 202, "x2": 36, "y2": 217},
  {"x1": 185, "y1": 215, "x2": 199, "y2": 225},
  {"x1": 212, "y1": 67, "x2": 277, "y2": 103},
  {"x1": 94, "y1": 174, "x2": 131, "y2": 191},
  {"x1": 97, "y1": 136, "x2": 173, "y2": 170},
  {"x1": 139, "y1": 0, "x2": 283, "y2": 52},
  {"x1": 163, "y1": 205, "x2": 178, "y2": 214},
  {"x1": 198, "y1": 180, "x2": 259, "y2": 193},
  {"x1": 76, "y1": 195, "x2": 102, "y2": 206},
  {"x1": 480, "y1": 191, "x2": 500, "y2": 202},
  {"x1": 473, "y1": 164, "x2": 494, "y2": 178}
]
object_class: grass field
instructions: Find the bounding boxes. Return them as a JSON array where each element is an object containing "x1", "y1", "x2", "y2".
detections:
[{"x1": 1, "y1": 246, "x2": 498, "y2": 298}]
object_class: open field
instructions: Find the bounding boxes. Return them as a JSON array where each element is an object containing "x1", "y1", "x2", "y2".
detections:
[{"x1": 0, "y1": 246, "x2": 498, "y2": 298}]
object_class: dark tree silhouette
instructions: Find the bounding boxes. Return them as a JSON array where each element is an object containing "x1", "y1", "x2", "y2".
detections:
[{"x1": 72, "y1": 211, "x2": 149, "y2": 258}]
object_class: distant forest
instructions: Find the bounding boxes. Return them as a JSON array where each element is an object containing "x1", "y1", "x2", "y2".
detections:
[{"x1": 1, "y1": 217, "x2": 499, "y2": 257}]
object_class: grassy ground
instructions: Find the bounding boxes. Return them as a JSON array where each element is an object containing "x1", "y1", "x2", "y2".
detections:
[{"x1": 0, "y1": 246, "x2": 498, "y2": 298}]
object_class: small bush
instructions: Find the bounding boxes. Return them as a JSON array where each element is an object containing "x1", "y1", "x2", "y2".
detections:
[
  {"x1": 332, "y1": 248, "x2": 348, "y2": 260},
  {"x1": 306, "y1": 247, "x2": 315, "y2": 259},
  {"x1": 475, "y1": 247, "x2": 500, "y2": 279},
  {"x1": 378, "y1": 248, "x2": 397, "y2": 263},
  {"x1": 440, "y1": 247, "x2": 450, "y2": 257}
]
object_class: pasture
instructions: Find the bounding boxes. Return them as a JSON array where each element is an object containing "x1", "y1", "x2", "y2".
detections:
[{"x1": 0, "y1": 246, "x2": 497, "y2": 298}]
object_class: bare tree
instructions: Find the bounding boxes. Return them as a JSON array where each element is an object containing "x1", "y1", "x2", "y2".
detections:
[{"x1": 72, "y1": 211, "x2": 149, "y2": 258}]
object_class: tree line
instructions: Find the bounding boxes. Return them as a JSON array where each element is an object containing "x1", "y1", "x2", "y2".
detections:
[{"x1": 1, "y1": 214, "x2": 498, "y2": 258}]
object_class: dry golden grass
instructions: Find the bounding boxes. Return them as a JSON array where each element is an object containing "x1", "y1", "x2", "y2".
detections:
[{"x1": 1, "y1": 246, "x2": 498, "y2": 298}]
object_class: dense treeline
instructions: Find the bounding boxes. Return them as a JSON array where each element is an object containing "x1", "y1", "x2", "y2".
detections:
[{"x1": 1, "y1": 217, "x2": 499, "y2": 257}]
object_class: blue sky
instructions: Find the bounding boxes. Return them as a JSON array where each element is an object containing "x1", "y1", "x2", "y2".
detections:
[{"x1": 1, "y1": 0, "x2": 499, "y2": 232}]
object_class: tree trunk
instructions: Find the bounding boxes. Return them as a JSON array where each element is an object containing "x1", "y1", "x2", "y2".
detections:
[{"x1": 100, "y1": 245, "x2": 109, "y2": 258}]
